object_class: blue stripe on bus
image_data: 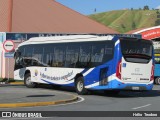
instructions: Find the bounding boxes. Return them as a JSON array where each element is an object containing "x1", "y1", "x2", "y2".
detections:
[
  {"x1": 83, "y1": 37, "x2": 122, "y2": 86},
  {"x1": 41, "y1": 79, "x2": 56, "y2": 84},
  {"x1": 41, "y1": 79, "x2": 74, "y2": 86},
  {"x1": 80, "y1": 69, "x2": 89, "y2": 74},
  {"x1": 87, "y1": 79, "x2": 153, "y2": 90},
  {"x1": 112, "y1": 36, "x2": 119, "y2": 42}
]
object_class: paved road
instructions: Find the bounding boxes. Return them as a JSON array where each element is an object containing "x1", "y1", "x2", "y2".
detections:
[
  {"x1": 0, "y1": 85, "x2": 160, "y2": 119},
  {"x1": 0, "y1": 85, "x2": 76, "y2": 104},
  {"x1": 0, "y1": 85, "x2": 159, "y2": 111}
]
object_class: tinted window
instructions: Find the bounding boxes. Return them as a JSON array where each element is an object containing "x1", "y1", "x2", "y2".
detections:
[
  {"x1": 32, "y1": 45, "x2": 44, "y2": 66},
  {"x1": 92, "y1": 41, "x2": 114, "y2": 66},
  {"x1": 120, "y1": 38, "x2": 153, "y2": 63},
  {"x1": 23, "y1": 45, "x2": 34, "y2": 66},
  {"x1": 43, "y1": 45, "x2": 53, "y2": 67},
  {"x1": 76, "y1": 41, "x2": 114, "y2": 68},
  {"x1": 76, "y1": 43, "x2": 92, "y2": 68},
  {"x1": 52, "y1": 45, "x2": 66, "y2": 67},
  {"x1": 15, "y1": 41, "x2": 115, "y2": 69},
  {"x1": 14, "y1": 47, "x2": 25, "y2": 70},
  {"x1": 65, "y1": 45, "x2": 79, "y2": 68}
]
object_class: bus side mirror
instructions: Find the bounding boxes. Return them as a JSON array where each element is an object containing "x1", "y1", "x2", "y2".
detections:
[
  {"x1": 14, "y1": 52, "x2": 17, "y2": 59},
  {"x1": 14, "y1": 51, "x2": 20, "y2": 58}
]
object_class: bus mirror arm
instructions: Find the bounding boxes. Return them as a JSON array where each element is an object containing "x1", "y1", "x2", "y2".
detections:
[{"x1": 14, "y1": 52, "x2": 17, "y2": 59}]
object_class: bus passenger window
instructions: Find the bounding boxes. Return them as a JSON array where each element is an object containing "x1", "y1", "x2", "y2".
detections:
[
  {"x1": 53, "y1": 46, "x2": 65, "y2": 67},
  {"x1": 66, "y1": 45, "x2": 79, "y2": 68}
]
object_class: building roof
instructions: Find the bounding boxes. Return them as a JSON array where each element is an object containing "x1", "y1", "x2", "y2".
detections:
[
  {"x1": 126, "y1": 26, "x2": 160, "y2": 40},
  {"x1": 126, "y1": 28, "x2": 147, "y2": 34},
  {"x1": 0, "y1": 0, "x2": 118, "y2": 33}
]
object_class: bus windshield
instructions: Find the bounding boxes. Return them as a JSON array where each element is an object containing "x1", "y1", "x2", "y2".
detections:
[{"x1": 120, "y1": 38, "x2": 153, "y2": 63}]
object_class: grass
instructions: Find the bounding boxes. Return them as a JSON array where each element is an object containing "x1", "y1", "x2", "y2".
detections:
[{"x1": 89, "y1": 9, "x2": 159, "y2": 33}]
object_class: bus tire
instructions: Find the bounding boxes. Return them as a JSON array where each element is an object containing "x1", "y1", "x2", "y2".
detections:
[
  {"x1": 104, "y1": 90, "x2": 120, "y2": 96},
  {"x1": 155, "y1": 77, "x2": 160, "y2": 85},
  {"x1": 75, "y1": 77, "x2": 88, "y2": 95},
  {"x1": 24, "y1": 73, "x2": 37, "y2": 88}
]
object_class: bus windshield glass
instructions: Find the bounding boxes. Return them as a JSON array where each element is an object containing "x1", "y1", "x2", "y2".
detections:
[{"x1": 120, "y1": 38, "x2": 153, "y2": 63}]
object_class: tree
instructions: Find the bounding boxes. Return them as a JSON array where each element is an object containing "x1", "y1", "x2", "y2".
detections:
[
  {"x1": 121, "y1": 24, "x2": 125, "y2": 29},
  {"x1": 143, "y1": 5, "x2": 149, "y2": 10},
  {"x1": 132, "y1": 22, "x2": 136, "y2": 30},
  {"x1": 155, "y1": 19, "x2": 160, "y2": 26}
]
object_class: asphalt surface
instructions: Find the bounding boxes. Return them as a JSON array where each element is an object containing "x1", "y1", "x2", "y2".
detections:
[
  {"x1": 0, "y1": 84, "x2": 160, "y2": 120},
  {"x1": 0, "y1": 84, "x2": 160, "y2": 111},
  {"x1": 0, "y1": 84, "x2": 77, "y2": 107}
]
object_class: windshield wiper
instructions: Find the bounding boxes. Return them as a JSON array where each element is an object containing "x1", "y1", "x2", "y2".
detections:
[{"x1": 124, "y1": 53, "x2": 151, "y2": 59}]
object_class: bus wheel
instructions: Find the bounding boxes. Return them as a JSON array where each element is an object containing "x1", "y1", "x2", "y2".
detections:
[
  {"x1": 24, "y1": 73, "x2": 36, "y2": 88},
  {"x1": 75, "y1": 77, "x2": 88, "y2": 95},
  {"x1": 104, "y1": 90, "x2": 120, "y2": 96},
  {"x1": 155, "y1": 77, "x2": 160, "y2": 85}
]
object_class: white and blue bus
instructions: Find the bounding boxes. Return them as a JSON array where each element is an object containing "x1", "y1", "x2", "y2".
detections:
[{"x1": 14, "y1": 35, "x2": 154, "y2": 95}]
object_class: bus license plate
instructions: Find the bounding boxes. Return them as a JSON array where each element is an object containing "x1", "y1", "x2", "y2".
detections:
[{"x1": 132, "y1": 87, "x2": 139, "y2": 90}]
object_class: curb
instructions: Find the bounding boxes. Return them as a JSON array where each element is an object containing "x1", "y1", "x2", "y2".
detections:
[
  {"x1": 0, "y1": 95, "x2": 78, "y2": 108},
  {"x1": 9, "y1": 82, "x2": 24, "y2": 85}
]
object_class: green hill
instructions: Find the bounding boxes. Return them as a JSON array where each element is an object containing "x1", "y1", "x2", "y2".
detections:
[{"x1": 89, "y1": 10, "x2": 159, "y2": 33}]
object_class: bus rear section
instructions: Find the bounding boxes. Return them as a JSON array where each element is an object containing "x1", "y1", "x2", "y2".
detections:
[
  {"x1": 85, "y1": 38, "x2": 154, "y2": 92},
  {"x1": 116, "y1": 38, "x2": 154, "y2": 91}
]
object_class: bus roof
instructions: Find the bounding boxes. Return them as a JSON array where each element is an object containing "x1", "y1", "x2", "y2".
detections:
[{"x1": 18, "y1": 35, "x2": 115, "y2": 47}]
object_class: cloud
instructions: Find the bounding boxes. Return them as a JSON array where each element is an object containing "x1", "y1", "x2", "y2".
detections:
[{"x1": 155, "y1": 5, "x2": 160, "y2": 9}]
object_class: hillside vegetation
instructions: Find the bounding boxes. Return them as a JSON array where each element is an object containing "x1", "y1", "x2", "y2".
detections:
[{"x1": 89, "y1": 10, "x2": 159, "y2": 33}]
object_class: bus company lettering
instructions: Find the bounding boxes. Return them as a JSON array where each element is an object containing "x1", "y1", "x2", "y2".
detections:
[{"x1": 40, "y1": 71, "x2": 73, "y2": 81}]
